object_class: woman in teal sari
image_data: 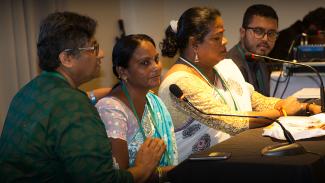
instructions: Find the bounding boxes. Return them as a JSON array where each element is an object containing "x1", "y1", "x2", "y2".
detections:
[{"x1": 96, "y1": 34, "x2": 177, "y2": 182}]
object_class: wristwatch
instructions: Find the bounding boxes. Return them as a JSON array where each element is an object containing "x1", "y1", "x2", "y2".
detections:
[{"x1": 90, "y1": 91, "x2": 97, "y2": 105}]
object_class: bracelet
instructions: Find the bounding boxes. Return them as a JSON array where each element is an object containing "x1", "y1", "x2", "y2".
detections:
[
  {"x1": 89, "y1": 91, "x2": 97, "y2": 105},
  {"x1": 156, "y1": 167, "x2": 163, "y2": 183},
  {"x1": 281, "y1": 108, "x2": 287, "y2": 116}
]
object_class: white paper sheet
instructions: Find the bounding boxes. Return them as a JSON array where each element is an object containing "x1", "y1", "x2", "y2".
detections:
[{"x1": 262, "y1": 113, "x2": 325, "y2": 140}]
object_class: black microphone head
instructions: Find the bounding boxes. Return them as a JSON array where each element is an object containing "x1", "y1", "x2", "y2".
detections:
[{"x1": 169, "y1": 84, "x2": 183, "y2": 99}]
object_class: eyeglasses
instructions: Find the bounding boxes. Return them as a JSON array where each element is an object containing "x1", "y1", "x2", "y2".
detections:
[
  {"x1": 245, "y1": 27, "x2": 279, "y2": 41},
  {"x1": 63, "y1": 42, "x2": 99, "y2": 56}
]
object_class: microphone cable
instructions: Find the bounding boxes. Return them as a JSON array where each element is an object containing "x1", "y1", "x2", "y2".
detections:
[
  {"x1": 271, "y1": 66, "x2": 290, "y2": 98},
  {"x1": 169, "y1": 84, "x2": 323, "y2": 157},
  {"x1": 246, "y1": 53, "x2": 325, "y2": 112},
  {"x1": 280, "y1": 70, "x2": 292, "y2": 99},
  {"x1": 169, "y1": 84, "x2": 296, "y2": 144}
]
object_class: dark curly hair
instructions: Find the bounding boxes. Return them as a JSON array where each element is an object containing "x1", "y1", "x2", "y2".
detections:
[
  {"x1": 112, "y1": 34, "x2": 156, "y2": 78},
  {"x1": 37, "y1": 11, "x2": 97, "y2": 71},
  {"x1": 160, "y1": 7, "x2": 221, "y2": 58}
]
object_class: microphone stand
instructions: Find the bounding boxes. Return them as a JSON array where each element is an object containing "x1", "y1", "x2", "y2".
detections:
[{"x1": 248, "y1": 54, "x2": 325, "y2": 112}]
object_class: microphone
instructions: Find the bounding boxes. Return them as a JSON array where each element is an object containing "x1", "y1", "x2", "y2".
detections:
[
  {"x1": 246, "y1": 52, "x2": 325, "y2": 112},
  {"x1": 169, "y1": 84, "x2": 306, "y2": 156}
]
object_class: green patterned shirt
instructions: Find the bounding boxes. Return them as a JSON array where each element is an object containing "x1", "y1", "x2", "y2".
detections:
[{"x1": 0, "y1": 72, "x2": 133, "y2": 183}]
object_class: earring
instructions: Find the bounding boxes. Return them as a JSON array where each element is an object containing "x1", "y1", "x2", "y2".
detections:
[
  {"x1": 122, "y1": 77, "x2": 128, "y2": 83},
  {"x1": 194, "y1": 50, "x2": 199, "y2": 63}
]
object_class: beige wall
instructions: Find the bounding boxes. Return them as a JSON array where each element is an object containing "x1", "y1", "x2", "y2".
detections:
[
  {"x1": 1, "y1": 0, "x2": 324, "y2": 133},
  {"x1": 119, "y1": 0, "x2": 325, "y2": 49},
  {"x1": 118, "y1": 0, "x2": 325, "y2": 73}
]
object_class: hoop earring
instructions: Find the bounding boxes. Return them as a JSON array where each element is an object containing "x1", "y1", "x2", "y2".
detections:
[{"x1": 194, "y1": 51, "x2": 199, "y2": 63}]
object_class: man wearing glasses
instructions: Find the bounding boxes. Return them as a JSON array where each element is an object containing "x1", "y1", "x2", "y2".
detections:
[
  {"x1": 227, "y1": 4, "x2": 279, "y2": 96},
  {"x1": 0, "y1": 12, "x2": 165, "y2": 183}
]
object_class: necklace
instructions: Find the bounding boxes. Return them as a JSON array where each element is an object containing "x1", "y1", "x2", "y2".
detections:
[
  {"x1": 179, "y1": 57, "x2": 215, "y2": 87},
  {"x1": 179, "y1": 57, "x2": 239, "y2": 110},
  {"x1": 121, "y1": 82, "x2": 147, "y2": 139},
  {"x1": 121, "y1": 82, "x2": 172, "y2": 165},
  {"x1": 121, "y1": 82, "x2": 164, "y2": 139}
]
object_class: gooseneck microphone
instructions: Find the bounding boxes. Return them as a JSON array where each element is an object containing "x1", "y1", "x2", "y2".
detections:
[
  {"x1": 245, "y1": 52, "x2": 325, "y2": 112},
  {"x1": 169, "y1": 84, "x2": 306, "y2": 156}
]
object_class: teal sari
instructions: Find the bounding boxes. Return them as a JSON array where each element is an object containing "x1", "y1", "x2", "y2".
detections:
[
  {"x1": 123, "y1": 87, "x2": 178, "y2": 166},
  {"x1": 146, "y1": 92, "x2": 177, "y2": 166}
]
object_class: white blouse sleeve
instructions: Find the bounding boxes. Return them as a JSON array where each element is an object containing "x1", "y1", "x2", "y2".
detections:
[{"x1": 95, "y1": 97, "x2": 129, "y2": 141}]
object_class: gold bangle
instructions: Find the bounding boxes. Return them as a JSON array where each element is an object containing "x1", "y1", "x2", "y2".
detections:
[
  {"x1": 156, "y1": 167, "x2": 163, "y2": 182},
  {"x1": 281, "y1": 108, "x2": 287, "y2": 116}
]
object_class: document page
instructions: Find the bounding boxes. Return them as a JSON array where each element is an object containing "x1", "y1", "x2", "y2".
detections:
[{"x1": 263, "y1": 113, "x2": 325, "y2": 140}]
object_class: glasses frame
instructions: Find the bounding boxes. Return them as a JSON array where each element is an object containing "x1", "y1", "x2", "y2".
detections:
[
  {"x1": 63, "y1": 42, "x2": 99, "y2": 56},
  {"x1": 245, "y1": 27, "x2": 279, "y2": 41}
]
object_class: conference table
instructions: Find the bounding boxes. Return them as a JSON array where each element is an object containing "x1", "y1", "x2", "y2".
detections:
[{"x1": 168, "y1": 127, "x2": 325, "y2": 183}]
